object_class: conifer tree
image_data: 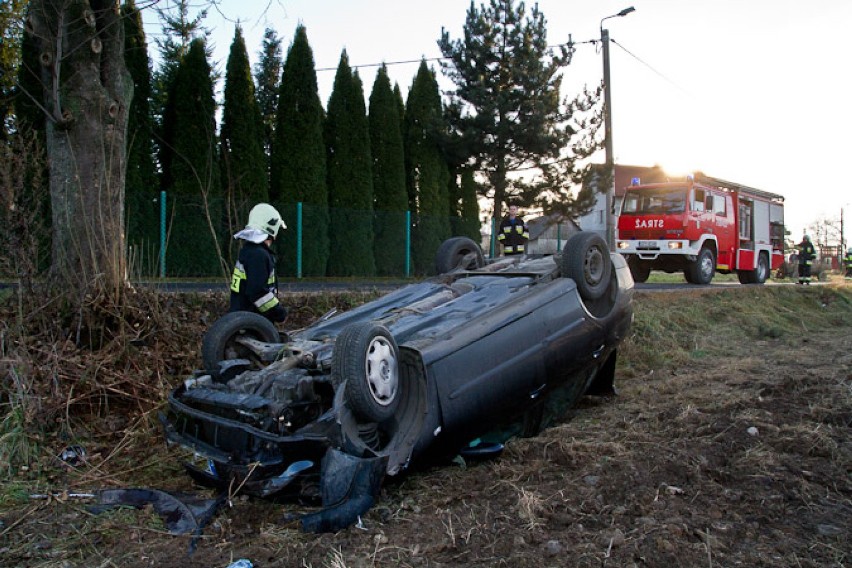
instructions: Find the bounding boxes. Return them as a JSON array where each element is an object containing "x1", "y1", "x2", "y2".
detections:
[
  {"x1": 438, "y1": 0, "x2": 602, "y2": 221},
  {"x1": 153, "y1": 0, "x2": 210, "y2": 191},
  {"x1": 0, "y1": 0, "x2": 26, "y2": 139},
  {"x1": 220, "y1": 25, "x2": 267, "y2": 262},
  {"x1": 271, "y1": 25, "x2": 329, "y2": 277},
  {"x1": 325, "y1": 51, "x2": 375, "y2": 276},
  {"x1": 12, "y1": 7, "x2": 43, "y2": 135},
  {"x1": 254, "y1": 27, "x2": 283, "y2": 182},
  {"x1": 456, "y1": 168, "x2": 483, "y2": 241},
  {"x1": 122, "y1": 0, "x2": 159, "y2": 272},
  {"x1": 162, "y1": 38, "x2": 222, "y2": 276},
  {"x1": 393, "y1": 83, "x2": 405, "y2": 126},
  {"x1": 369, "y1": 65, "x2": 407, "y2": 276},
  {"x1": 9, "y1": 5, "x2": 50, "y2": 272},
  {"x1": 403, "y1": 60, "x2": 450, "y2": 275}
]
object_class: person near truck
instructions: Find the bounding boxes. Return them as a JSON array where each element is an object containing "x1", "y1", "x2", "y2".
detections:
[
  {"x1": 844, "y1": 248, "x2": 852, "y2": 280},
  {"x1": 796, "y1": 234, "x2": 816, "y2": 285},
  {"x1": 497, "y1": 203, "x2": 529, "y2": 256},
  {"x1": 229, "y1": 203, "x2": 289, "y2": 323}
]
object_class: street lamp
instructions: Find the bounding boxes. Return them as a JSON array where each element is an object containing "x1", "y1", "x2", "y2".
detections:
[{"x1": 601, "y1": 6, "x2": 635, "y2": 250}]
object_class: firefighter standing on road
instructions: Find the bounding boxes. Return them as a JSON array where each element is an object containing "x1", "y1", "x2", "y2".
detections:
[
  {"x1": 229, "y1": 203, "x2": 289, "y2": 323},
  {"x1": 796, "y1": 234, "x2": 816, "y2": 285},
  {"x1": 844, "y1": 248, "x2": 852, "y2": 280},
  {"x1": 497, "y1": 203, "x2": 529, "y2": 256}
]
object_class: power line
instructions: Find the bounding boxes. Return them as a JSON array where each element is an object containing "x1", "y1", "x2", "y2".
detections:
[{"x1": 610, "y1": 38, "x2": 692, "y2": 97}]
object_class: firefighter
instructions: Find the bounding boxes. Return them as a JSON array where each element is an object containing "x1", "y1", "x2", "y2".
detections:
[
  {"x1": 844, "y1": 248, "x2": 852, "y2": 280},
  {"x1": 229, "y1": 203, "x2": 288, "y2": 323},
  {"x1": 796, "y1": 234, "x2": 816, "y2": 285},
  {"x1": 497, "y1": 203, "x2": 529, "y2": 256}
]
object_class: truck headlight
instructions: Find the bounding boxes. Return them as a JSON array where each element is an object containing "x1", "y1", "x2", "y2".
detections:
[
  {"x1": 617, "y1": 241, "x2": 629, "y2": 250},
  {"x1": 667, "y1": 241, "x2": 683, "y2": 249}
]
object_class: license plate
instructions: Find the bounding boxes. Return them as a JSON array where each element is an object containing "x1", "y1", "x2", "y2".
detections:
[{"x1": 638, "y1": 241, "x2": 656, "y2": 248}]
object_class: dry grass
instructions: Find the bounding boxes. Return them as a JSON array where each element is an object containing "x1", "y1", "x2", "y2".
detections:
[{"x1": 0, "y1": 283, "x2": 850, "y2": 566}]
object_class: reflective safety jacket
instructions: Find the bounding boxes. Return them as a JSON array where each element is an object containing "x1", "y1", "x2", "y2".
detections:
[
  {"x1": 845, "y1": 252, "x2": 852, "y2": 268},
  {"x1": 229, "y1": 241, "x2": 287, "y2": 322},
  {"x1": 797, "y1": 240, "x2": 816, "y2": 265},
  {"x1": 497, "y1": 215, "x2": 530, "y2": 255}
]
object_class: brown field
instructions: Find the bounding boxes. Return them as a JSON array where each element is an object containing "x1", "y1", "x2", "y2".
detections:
[{"x1": 1, "y1": 283, "x2": 850, "y2": 567}]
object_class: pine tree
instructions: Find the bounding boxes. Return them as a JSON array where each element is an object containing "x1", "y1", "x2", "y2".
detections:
[
  {"x1": 325, "y1": 51, "x2": 375, "y2": 276},
  {"x1": 12, "y1": 6, "x2": 43, "y2": 134},
  {"x1": 438, "y1": 0, "x2": 602, "y2": 221},
  {"x1": 369, "y1": 65, "x2": 408, "y2": 276},
  {"x1": 0, "y1": 0, "x2": 26, "y2": 139},
  {"x1": 220, "y1": 25, "x2": 267, "y2": 264},
  {"x1": 254, "y1": 27, "x2": 282, "y2": 183},
  {"x1": 271, "y1": 24, "x2": 329, "y2": 277},
  {"x1": 122, "y1": 0, "x2": 159, "y2": 274},
  {"x1": 404, "y1": 60, "x2": 450, "y2": 275},
  {"x1": 8, "y1": 4, "x2": 50, "y2": 272},
  {"x1": 393, "y1": 83, "x2": 405, "y2": 126},
  {"x1": 457, "y1": 168, "x2": 483, "y2": 241},
  {"x1": 153, "y1": 0, "x2": 210, "y2": 192},
  {"x1": 163, "y1": 38, "x2": 223, "y2": 276}
]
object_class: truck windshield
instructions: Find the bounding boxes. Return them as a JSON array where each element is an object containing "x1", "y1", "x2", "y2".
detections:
[{"x1": 621, "y1": 187, "x2": 686, "y2": 214}]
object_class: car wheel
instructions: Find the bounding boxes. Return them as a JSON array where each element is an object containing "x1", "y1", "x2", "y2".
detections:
[
  {"x1": 561, "y1": 232, "x2": 613, "y2": 300},
  {"x1": 687, "y1": 247, "x2": 715, "y2": 285},
  {"x1": 435, "y1": 237, "x2": 484, "y2": 274},
  {"x1": 627, "y1": 256, "x2": 651, "y2": 283},
  {"x1": 333, "y1": 322, "x2": 401, "y2": 423},
  {"x1": 201, "y1": 311, "x2": 280, "y2": 371}
]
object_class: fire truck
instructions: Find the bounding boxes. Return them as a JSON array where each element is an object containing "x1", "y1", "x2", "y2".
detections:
[{"x1": 616, "y1": 174, "x2": 785, "y2": 285}]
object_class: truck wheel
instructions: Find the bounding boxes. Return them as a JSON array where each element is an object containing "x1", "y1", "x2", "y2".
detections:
[
  {"x1": 332, "y1": 322, "x2": 401, "y2": 423},
  {"x1": 201, "y1": 311, "x2": 280, "y2": 371},
  {"x1": 754, "y1": 253, "x2": 769, "y2": 284},
  {"x1": 687, "y1": 247, "x2": 715, "y2": 285},
  {"x1": 435, "y1": 237, "x2": 484, "y2": 274},
  {"x1": 561, "y1": 232, "x2": 613, "y2": 300},
  {"x1": 627, "y1": 256, "x2": 651, "y2": 283}
]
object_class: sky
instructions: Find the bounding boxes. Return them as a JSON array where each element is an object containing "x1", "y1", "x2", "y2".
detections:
[{"x1": 142, "y1": 0, "x2": 852, "y2": 245}]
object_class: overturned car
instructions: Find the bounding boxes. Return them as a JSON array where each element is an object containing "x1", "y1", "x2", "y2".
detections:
[{"x1": 160, "y1": 232, "x2": 634, "y2": 531}]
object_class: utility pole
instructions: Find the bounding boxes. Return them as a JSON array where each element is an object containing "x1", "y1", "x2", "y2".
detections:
[{"x1": 601, "y1": 7, "x2": 635, "y2": 251}]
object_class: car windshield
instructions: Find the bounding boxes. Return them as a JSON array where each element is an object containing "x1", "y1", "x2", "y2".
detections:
[{"x1": 621, "y1": 187, "x2": 686, "y2": 214}]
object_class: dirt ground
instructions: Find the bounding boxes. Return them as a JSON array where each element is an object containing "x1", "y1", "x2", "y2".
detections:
[{"x1": 1, "y1": 287, "x2": 850, "y2": 567}]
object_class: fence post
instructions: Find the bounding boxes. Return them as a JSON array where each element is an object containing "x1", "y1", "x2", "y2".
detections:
[
  {"x1": 159, "y1": 190, "x2": 166, "y2": 278},
  {"x1": 405, "y1": 210, "x2": 411, "y2": 278},
  {"x1": 557, "y1": 222, "x2": 562, "y2": 252},
  {"x1": 296, "y1": 202, "x2": 303, "y2": 279}
]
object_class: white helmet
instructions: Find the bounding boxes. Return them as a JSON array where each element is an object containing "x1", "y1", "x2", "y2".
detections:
[{"x1": 247, "y1": 203, "x2": 286, "y2": 239}]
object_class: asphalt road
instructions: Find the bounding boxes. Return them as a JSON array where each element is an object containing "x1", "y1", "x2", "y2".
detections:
[{"x1": 0, "y1": 277, "x2": 820, "y2": 295}]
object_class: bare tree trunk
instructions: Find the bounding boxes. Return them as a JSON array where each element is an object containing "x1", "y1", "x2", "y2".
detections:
[{"x1": 28, "y1": 0, "x2": 132, "y2": 298}]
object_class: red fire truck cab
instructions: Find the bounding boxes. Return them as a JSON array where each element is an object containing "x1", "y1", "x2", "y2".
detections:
[{"x1": 616, "y1": 174, "x2": 785, "y2": 285}]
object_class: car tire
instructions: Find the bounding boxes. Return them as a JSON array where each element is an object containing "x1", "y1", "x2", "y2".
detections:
[
  {"x1": 687, "y1": 247, "x2": 715, "y2": 285},
  {"x1": 754, "y1": 253, "x2": 769, "y2": 284},
  {"x1": 435, "y1": 237, "x2": 485, "y2": 274},
  {"x1": 332, "y1": 322, "x2": 401, "y2": 423},
  {"x1": 201, "y1": 311, "x2": 280, "y2": 371},
  {"x1": 561, "y1": 232, "x2": 613, "y2": 301}
]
